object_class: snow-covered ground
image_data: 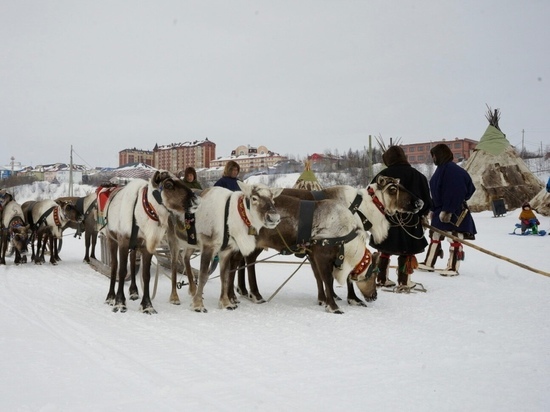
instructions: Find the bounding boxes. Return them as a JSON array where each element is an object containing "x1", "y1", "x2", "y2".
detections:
[{"x1": 0, "y1": 182, "x2": 549, "y2": 411}]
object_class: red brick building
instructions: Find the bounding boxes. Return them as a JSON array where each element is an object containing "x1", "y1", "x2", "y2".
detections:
[
  {"x1": 400, "y1": 138, "x2": 478, "y2": 164},
  {"x1": 152, "y1": 138, "x2": 216, "y2": 172}
]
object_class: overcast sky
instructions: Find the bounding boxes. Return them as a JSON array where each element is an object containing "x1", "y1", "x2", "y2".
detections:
[{"x1": 1, "y1": 0, "x2": 549, "y2": 168}]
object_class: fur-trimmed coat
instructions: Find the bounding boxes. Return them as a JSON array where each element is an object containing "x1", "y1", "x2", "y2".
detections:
[{"x1": 369, "y1": 163, "x2": 432, "y2": 255}]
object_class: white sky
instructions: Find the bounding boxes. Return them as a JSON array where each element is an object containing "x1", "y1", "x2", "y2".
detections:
[{"x1": 1, "y1": 0, "x2": 549, "y2": 168}]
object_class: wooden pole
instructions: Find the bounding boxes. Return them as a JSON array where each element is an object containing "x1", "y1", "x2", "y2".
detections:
[{"x1": 424, "y1": 224, "x2": 550, "y2": 278}]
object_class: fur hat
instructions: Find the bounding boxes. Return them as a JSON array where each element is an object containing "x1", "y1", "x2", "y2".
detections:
[{"x1": 522, "y1": 201, "x2": 531, "y2": 209}]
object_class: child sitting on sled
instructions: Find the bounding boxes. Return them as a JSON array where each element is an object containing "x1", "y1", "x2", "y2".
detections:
[{"x1": 518, "y1": 202, "x2": 540, "y2": 234}]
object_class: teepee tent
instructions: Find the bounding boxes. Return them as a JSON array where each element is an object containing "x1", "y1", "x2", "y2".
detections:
[
  {"x1": 293, "y1": 161, "x2": 323, "y2": 190},
  {"x1": 463, "y1": 107, "x2": 543, "y2": 213},
  {"x1": 528, "y1": 186, "x2": 550, "y2": 216}
]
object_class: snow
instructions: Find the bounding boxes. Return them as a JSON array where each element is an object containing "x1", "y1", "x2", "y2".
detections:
[{"x1": 1, "y1": 183, "x2": 549, "y2": 411}]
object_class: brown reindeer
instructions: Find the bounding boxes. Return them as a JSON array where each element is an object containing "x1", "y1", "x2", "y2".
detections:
[
  {"x1": 237, "y1": 176, "x2": 424, "y2": 308},
  {"x1": 226, "y1": 195, "x2": 373, "y2": 313},
  {"x1": 0, "y1": 191, "x2": 31, "y2": 265},
  {"x1": 22, "y1": 199, "x2": 83, "y2": 265},
  {"x1": 56, "y1": 193, "x2": 98, "y2": 263},
  {"x1": 102, "y1": 170, "x2": 200, "y2": 314}
]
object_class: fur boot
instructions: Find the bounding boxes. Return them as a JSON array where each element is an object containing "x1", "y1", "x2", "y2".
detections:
[
  {"x1": 375, "y1": 253, "x2": 396, "y2": 287},
  {"x1": 418, "y1": 230, "x2": 444, "y2": 271},
  {"x1": 442, "y1": 234, "x2": 464, "y2": 276}
]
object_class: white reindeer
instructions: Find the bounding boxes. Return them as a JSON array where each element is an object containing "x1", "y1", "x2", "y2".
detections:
[
  {"x1": 166, "y1": 181, "x2": 282, "y2": 312},
  {"x1": 102, "y1": 170, "x2": 200, "y2": 314}
]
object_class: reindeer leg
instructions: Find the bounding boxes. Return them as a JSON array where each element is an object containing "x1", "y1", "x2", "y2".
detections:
[
  {"x1": 139, "y1": 250, "x2": 156, "y2": 314},
  {"x1": 311, "y1": 249, "x2": 343, "y2": 314},
  {"x1": 113, "y1": 242, "x2": 128, "y2": 313},
  {"x1": 245, "y1": 248, "x2": 266, "y2": 304},
  {"x1": 192, "y1": 249, "x2": 214, "y2": 313},
  {"x1": 219, "y1": 252, "x2": 239, "y2": 310},
  {"x1": 128, "y1": 249, "x2": 139, "y2": 300},
  {"x1": 183, "y1": 249, "x2": 197, "y2": 297},
  {"x1": 105, "y1": 237, "x2": 118, "y2": 306}
]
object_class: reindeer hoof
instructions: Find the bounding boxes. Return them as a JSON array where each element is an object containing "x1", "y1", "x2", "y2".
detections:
[
  {"x1": 140, "y1": 306, "x2": 157, "y2": 315},
  {"x1": 113, "y1": 304, "x2": 127, "y2": 313},
  {"x1": 325, "y1": 305, "x2": 344, "y2": 314},
  {"x1": 347, "y1": 299, "x2": 367, "y2": 307}
]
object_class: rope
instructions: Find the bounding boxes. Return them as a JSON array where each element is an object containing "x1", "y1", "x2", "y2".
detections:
[
  {"x1": 424, "y1": 223, "x2": 550, "y2": 278},
  {"x1": 267, "y1": 257, "x2": 309, "y2": 302}
]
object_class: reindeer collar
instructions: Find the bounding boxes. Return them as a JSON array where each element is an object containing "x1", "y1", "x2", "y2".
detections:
[
  {"x1": 367, "y1": 186, "x2": 386, "y2": 215},
  {"x1": 350, "y1": 248, "x2": 372, "y2": 280},
  {"x1": 238, "y1": 195, "x2": 256, "y2": 235},
  {"x1": 142, "y1": 187, "x2": 159, "y2": 222},
  {"x1": 53, "y1": 207, "x2": 62, "y2": 227}
]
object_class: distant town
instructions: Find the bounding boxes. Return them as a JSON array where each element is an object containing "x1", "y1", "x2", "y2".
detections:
[{"x1": 0, "y1": 136, "x2": 485, "y2": 187}]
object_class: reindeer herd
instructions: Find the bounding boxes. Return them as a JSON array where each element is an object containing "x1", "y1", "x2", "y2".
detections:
[{"x1": 0, "y1": 170, "x2": 423, "y2": 315}]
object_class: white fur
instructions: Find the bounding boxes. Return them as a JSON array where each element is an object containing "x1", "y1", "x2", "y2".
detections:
[
  {"x1": 30, "y1": 199, "x2": 73, "y2": 238},
  {"x1": 172, "y1": 182, "x2": 282, "y2": 311},
  {"x1": 2, "y1": 201, "x2": 25, "y2": 228}
]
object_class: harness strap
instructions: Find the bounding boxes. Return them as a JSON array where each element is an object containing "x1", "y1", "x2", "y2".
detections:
[
  {"x1": 349, "y1": 193, "x2": 372, "y2": 231},
  {"x1": 34, "y1": 206, "x2": 56, "y2": 231},
  {"x1": 129, "y1": 192, "x2": 141, "y2": 251},
  {"x1": 297, "y1": 200, "x2": 315, "y2": 244},
  {"x1": 311, "y1": 229, "x2": 359, "y2": 269},
  {"x1": 221, "y1": 197, "x2": 231, "y2": 251},
  {"x1": 311, "y1": 191, "x2": 326, "y2": 201}
]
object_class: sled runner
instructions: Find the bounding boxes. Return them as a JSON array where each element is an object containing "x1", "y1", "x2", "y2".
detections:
[{"x1": 510, "y1": 222, "x2": 546, "y2": 236}]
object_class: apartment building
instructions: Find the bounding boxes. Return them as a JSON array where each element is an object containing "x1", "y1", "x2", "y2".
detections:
[
  {"x1": 119, "y1": 148, "x2": 154, "y2": 167},
  {"x1": 210, "y1": 145, "x2": 286, "y2": 173}
]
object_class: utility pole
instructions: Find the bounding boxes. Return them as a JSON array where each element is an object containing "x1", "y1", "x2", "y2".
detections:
[
  {"x1": 368, "y1": 135, "x2": 373, "y2": 182},
  {"x1": 522, "y1": 129, "x2": 525, "y2": 154},
  {"x1": 69, "y1": 145, "x2": 73, "y2": 196}
]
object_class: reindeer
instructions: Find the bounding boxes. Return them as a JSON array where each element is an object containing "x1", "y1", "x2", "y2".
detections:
[
  {"x1": 237, "y1": 176, "x2": 424, "y2": 307},
  {"x1": 22, "y1": 199, "x2": 83, "y2": 265},
  {"x1": 165, "y1": 182, "x2": 282, "y2": 312},
  {"x1": 101, "y1": 170, "x2": 200, "y2": 314},
  {"x1": 56, "y1": 193, "x2": 98, "y2": 263},
  {"x1": 0, "y1": 191, "x2": 31, "y2": 265}
]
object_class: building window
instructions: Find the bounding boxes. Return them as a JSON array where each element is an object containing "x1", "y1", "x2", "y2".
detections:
[
  {"x1": 409, "y1": 147, "x2": 415, "y2": 152},
  {"x1": 409, "y1": 155, "x2": 416, "y2": 162},
  {"x1": 454, "y1": 142, "x2": 461, "y2": 149}
]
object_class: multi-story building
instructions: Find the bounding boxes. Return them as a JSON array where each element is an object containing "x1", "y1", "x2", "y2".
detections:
[
  {"x1": 153, "y1": 138, "x2": 216, "y2": 172},
  {"x1": 210, "y1": 145, "x2": 286, "y2": 173},
  {"x1": 400, "y1": 138, "x2": 478, "y2": 164},
  {"x1": 119, "y1": 148, "x2": 154, "y2": 167}
]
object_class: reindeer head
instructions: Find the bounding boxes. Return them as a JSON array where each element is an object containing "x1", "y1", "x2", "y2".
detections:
[
  {"x1": 371, "y1": 176, "x2": 423, "y2": 216},
  {"x1": 151, "y1": 170, "x2": 201, "y2": 216},
  {"x1": 57, "y1": 200, "x2": 84, "y2": 224},
  {"x1": 237, "y1": 181, "x2": 282, "y2": 230},
  {"x1": 10, "y1": 222, "x2": 31, "y2": 256}
]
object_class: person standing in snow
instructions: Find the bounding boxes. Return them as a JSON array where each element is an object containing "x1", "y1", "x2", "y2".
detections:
[
  {"x1": 418, "y1": 143, "x2": 477, "y2": 276},
  {"x1": 214, "y1": 160, "x2": 241, "y2": 191},
  {"x1": 369, "y1": 145, "x2": 432, "y2": 291}
]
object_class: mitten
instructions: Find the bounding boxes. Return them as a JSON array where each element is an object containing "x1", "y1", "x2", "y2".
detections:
[{"x1": 439, "y1": 211, "x2": 452, "y2": 223}]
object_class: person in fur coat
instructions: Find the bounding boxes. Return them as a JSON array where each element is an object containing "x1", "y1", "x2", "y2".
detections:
[
  {"x1": 418, "y1": 143, "x2": 477, "y2": 276},
  {"x1": 369, "y1": 145, "x2": 432, "y2": 291}
]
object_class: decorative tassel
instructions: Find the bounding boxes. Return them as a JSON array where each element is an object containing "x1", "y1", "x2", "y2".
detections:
[{"x1": 403, "y1": 255, "x2": 418, "y2": 275}]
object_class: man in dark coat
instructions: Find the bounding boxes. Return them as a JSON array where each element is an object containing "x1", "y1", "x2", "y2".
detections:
[
  {"x1": 418, "y1": 143, "x2": 477, "y2": 276},
  {"x1": 369, "y1": 145, "x2": 432, "y2": 291}
]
